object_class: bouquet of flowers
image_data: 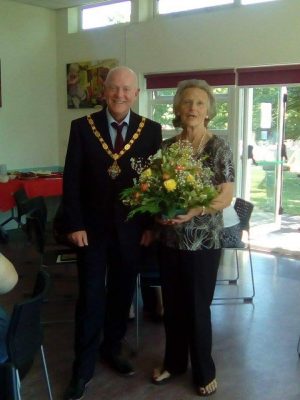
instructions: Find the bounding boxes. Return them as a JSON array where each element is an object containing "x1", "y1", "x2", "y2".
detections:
[{"x1": 121, "y1": 140, "x2": 218, "y2": 219}]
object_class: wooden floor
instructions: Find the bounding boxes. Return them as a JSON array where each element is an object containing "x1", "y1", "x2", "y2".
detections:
[{"x1": 1, "y1": 229, "x2": 300, "y2": 400}]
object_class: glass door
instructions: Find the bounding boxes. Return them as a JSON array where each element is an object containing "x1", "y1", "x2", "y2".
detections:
[
  {"x1": 239, "y1": 85, "x2": 300, "y2": 228},
  {"x1": 238, "y1": 86, "x2": 286, "y2": 227}
]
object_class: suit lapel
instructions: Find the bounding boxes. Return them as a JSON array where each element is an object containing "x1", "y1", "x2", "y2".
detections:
[{"x1": 126, "y1": 112, "x2": 142, "y2": 142}]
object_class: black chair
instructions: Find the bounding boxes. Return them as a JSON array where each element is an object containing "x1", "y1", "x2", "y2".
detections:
[
  {"x1": 5, "y1": 270, "x2": 53, "y2": 400},
  {"x1": 134, "y1": 245, "x2": 161, "y2": 352},
  {"x1": 0, "y1": 226, "x2": 9, "y2": 244},
  {"x1": 214, "y1": 197, "x2": 255, "y2": 303},
  {"x1": 26, "y1": 198, "x2": 76, "y2": 269},
  {"x1": 13, "y1": 187, "x2": 44, "y2": 229},
  {"x1": 135, "y1": 271, "x2": 161, "y2": 351},
  {"x1": 25, "y1": 198, "x2": 76, "y2": 324},
  {"x1": 297, "y1": 335, "x2": 300, "y2": 357},
  {"x1": 0, "y1": 363, "x2": 19, "y2": 400}
]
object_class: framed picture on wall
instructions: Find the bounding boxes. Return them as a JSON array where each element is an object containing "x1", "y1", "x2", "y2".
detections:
[{"x1": 66, "y1": 58, "x2": 118, "y2": 109}]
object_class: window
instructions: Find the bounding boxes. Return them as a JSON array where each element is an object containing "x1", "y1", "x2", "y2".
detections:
[
  {"x1": 150, "y1": 89, "x2": 176, "y2": 133},
  {"x1": 157, "y1": 0, "x2": 277, "y2": 15},
  {"x1": 81, "y1": 1, "x2": 131, "y2": 30},
  {"x1": 157, "y1": 0, "x2": 234, "y2": 15},
  {"x1": 149, "y1": 87, "x2": 232, "y2": 139},
  {"x1": 241, "y1": 0, "x2": 276, "y2": 4}
]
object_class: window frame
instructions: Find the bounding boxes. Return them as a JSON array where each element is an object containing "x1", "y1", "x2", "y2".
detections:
[
  {"x1": 156, "y1": 0, "x2": 234, "y2": 16},
  {"x1": 241, "y1": 0, "x2": 277, "y2": 5},
  {"x1": 148, "y1": 86, "x2": 236, "y2": 142},
  {"x1": 155, "y1": 0, "x2": 278, "y2": 17},
  {"x1": 80, "y1": 0, "x2": 132, "y2": 31}
]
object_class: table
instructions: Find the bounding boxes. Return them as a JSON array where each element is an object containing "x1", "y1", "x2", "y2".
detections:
[{"x1": 0, "y1": 177, "x2": 63, "y2": 226}]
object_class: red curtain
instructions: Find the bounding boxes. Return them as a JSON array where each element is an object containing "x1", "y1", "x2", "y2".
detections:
[
  {"x1": 145, "y1": 65, "x2": 300, "y2": 89},
  {"x1": 145, "y1": 69, "x2": 236, "y2": 89},
  {"x1": 237, "y1": 65, "x2": 300, "y2": 86}
]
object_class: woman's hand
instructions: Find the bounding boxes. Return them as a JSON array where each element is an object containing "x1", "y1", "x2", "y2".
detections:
[
  {"x1": 156, "y1": 215, "x2": 177, "y2": 226},
  {"x1": 156, "y1": 207, "x2": 204, "y2": 226},
  {"x1": 171, "y1": 207, "x2": 204, "y2": 224}
]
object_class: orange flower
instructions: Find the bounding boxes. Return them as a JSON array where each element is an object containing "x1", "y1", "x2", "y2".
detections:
[{"x1": 140, "y1": 183, "x2": 150, "y2": 192}]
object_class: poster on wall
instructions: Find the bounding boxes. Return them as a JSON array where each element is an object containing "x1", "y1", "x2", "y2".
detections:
[
  {"x1": 66, "y1": 58, "x2": 118, "y2": 109},
  {"x1": 0, "y1": 61, "x2": 2, "y2": 107}
]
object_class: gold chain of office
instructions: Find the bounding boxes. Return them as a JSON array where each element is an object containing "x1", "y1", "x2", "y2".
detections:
[{"x1": 87, "y1": 114, "x2": 146, "y2": 179}]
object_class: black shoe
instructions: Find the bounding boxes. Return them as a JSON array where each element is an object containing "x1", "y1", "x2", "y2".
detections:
[
  {"x1": 101, "y1": 353, "x2": 135, "y2": 376},
  {"x1": 63, "y1": 377, "x2": 91, "y2": 400}
]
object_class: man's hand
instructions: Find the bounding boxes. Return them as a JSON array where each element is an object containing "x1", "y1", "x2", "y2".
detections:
[{"x1": 67, "y1": 230, "x2": 88, "y2": 247}]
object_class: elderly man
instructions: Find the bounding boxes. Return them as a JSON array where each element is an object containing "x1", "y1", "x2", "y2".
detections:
[{"x1": 63, "y1": 66, "x2": 162, "y2": 400}]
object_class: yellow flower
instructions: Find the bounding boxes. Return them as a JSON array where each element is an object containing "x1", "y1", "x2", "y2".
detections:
[
  {"x1": 141, "y1": 168, "x2": 152, "y2": 178},
  {"x1": 164, "y1": 179, "x2": 177, "y2": 192},
  {"x1": 187, "y1": 174, "x2": 195, "y2": 183}
]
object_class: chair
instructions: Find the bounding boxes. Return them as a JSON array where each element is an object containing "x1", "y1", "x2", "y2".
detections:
[
  {"x1": 0, "y1": 226, "x2": 9, "y2": 244},
  {"x1": 25, "y1": 198, "x2": 76, "y2": 270},
  {"x1": 25, "y1": 198, "x2": 76, "y2": 324},
  {"x1": 134, "y1": 272, "x2": 162, "y2": 353},
  {"x1": 214, "y1": 197, "x2": 255, "y2": 303},
  {"x1": 13, "y1": 188, "x2": 44, "y2": 228},
  {"x1": 133, "y1": 245, "x2": 161, "y2": 352},
  {"x1": 0, "y1": 363, "x2": 19, "y2": 400},
  {"x1": 5, "y1": 270, "x2": 53, "y2": 400},
  {"x1": 297, "y1": 335, "x2": 300, "y2": 356}
]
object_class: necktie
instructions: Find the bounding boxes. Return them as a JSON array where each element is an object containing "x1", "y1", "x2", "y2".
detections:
[{"x1": 111, "y1": 121, "x2": 126, "y2": 153}]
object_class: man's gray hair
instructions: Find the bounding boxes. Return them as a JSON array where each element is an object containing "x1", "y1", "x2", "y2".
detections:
[{"x1": 104, "y1": 66, "x2": 138, "y2": 88}]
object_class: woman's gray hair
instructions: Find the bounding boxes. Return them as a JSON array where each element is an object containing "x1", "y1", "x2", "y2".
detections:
[{"x1": 172, "y1": 79, "x2": 216, "y2": 128}]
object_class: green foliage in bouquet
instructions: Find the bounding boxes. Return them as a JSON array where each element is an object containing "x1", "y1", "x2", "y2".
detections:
[{"x1": 121, "y1": 140, "x2": 218, "y2": 219}]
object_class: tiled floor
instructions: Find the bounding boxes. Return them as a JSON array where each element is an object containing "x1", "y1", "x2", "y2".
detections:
[
  {"x1": 251, "y1": 213, "x2": 300, "y2": 257},
  {"x1": 1, "y1": 230, "x2": 300, "y2": 400}
]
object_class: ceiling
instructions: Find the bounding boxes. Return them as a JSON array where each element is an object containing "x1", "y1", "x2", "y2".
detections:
[{"x1": 7, "y1": 0, "x2": 103, "y2": 10}]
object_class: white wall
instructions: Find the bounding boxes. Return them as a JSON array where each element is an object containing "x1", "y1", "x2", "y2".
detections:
[
  {"x1": 56, "y1": 0, "x2": 300, "y2": 163},
  {"x1": 126, "y1": 0, "x2": 300, "y2": 72},
  {"x1": 0, "y1": 0, "x2": 58, "y2": 170}
]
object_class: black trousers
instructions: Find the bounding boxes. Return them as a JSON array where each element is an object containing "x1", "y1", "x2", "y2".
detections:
[
  {"x1": 158, "y1": 244, "x2": 221, "y2": 386},
  {"x1": 72, "y1": 224, "x2": 142, "y2": 381}
]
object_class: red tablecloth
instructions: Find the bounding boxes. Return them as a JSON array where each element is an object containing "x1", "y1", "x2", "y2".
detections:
[{"x1": 0, "y1": 177, "x2": 63, "y2": 212}]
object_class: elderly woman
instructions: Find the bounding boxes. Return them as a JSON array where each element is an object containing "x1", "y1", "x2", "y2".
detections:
[{"x1": 152, "y1": 79, "x2": 235, "y2": 396}]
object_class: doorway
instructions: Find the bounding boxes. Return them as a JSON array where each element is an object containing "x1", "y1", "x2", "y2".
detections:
[{"x1": 238, "y1": 85, "x2": 300, "y2": 252}]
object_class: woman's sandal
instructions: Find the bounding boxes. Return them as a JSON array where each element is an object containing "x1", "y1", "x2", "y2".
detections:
[
  {"x1": 198, "y1": 379, "x2": 217, "y2": 397},
  {"x1": 152, "y1": 367, "x2": 172, "y2": 385}
]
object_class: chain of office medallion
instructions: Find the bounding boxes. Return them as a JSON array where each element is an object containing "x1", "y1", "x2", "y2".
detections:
[{"x1": 87, "y1": 115, "x2": 145, "y2": 161}]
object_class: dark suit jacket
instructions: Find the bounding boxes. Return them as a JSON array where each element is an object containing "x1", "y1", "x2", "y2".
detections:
[{"x1": 63, "y1": 108, "x2": 162, "y2": 240}]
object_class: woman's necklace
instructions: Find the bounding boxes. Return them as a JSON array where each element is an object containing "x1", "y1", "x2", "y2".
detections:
[
  {"x1": 195, "y1": 130, "x2": 208, "y2": 154},
  {"x1": 179, "y1": 129, "x2": 210, "y2": 154}
]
